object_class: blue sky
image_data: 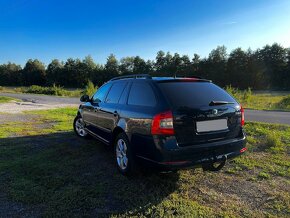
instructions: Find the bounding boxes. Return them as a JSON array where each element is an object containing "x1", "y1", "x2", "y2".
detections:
[{"x1": 0, "y1": 0, "x2": 290, "y2": 66}]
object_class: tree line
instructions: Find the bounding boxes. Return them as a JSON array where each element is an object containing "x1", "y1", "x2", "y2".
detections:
[{"x1": 0, "y1": 43, "x2": 289, "y2": 90}]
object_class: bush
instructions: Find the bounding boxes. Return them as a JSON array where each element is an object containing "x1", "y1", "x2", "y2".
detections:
[
  {"x1": 82, "y1": 80, "x2": 98, "y2": 97},
  {"x1": 276, "y1": 95, "x2": 290, "y2": 110}
]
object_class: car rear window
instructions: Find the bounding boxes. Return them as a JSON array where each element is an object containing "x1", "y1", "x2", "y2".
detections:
[{"x1": 158, "y1": 82, "x2": 237, "y2": 108}]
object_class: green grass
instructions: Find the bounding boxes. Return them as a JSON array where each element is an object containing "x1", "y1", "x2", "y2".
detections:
[
  {"x1": 0, "y1": 96, "x2": 20, "y2": 103},
  {"x1": 276, "y1": 95, "x2": 290, "y2": 110},
  {"x1": 0, "y1": 108, "x2": 76, "y2": 138},
  {"x1": 0, "y1": 108, "x2": 289, "y2": 217},
  {"x1": 226, "y1": 86, "x2": 290, "y2": 111},
  {"x1": 242, "y1": 93, "x2": 289, "y2": 111}
]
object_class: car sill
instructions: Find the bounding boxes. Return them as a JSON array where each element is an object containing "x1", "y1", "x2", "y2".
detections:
[{"x1": 85, "y1": 128, "x2": 110, "y2": 145}]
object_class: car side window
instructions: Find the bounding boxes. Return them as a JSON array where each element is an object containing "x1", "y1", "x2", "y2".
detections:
[
  {"x1": 128, "y1": 82, "x2": 156, "y2": 107},
  {"x1": 105, "y1": 82, "x2": 127, "y2": 104},
  {"x1": 92, "y1": 83, "x2": 111, "y2": 103}
]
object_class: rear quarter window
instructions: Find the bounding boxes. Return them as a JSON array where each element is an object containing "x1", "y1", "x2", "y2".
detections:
[
  {"x1": 158, "y1": 82, "x2": 237, "y2": 108},
  {"x1": 128, "y1": 82, "x2": 156, "y2": 107}
]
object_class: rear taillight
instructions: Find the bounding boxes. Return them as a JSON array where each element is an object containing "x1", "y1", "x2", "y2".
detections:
[
  {"x1": 240, "y1": 147, "x2": 247, "y2": 153},
  {"x1": 151, "y1": 111, "x2": 174, "y2": 135},
  {"x1": 241, "y1": 105, "x2": 245, "y2": 126}
]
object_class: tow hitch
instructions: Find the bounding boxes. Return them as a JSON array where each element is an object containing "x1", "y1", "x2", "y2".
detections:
[{"x1": 202, "y1": 155, "x2": 227, "y2": 172}]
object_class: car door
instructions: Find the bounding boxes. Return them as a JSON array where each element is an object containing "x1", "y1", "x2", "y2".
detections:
[
  {"x1": 82, "y1": 83, "x2": 111, "y2": 134},
  {"x1": 95, "y1": 81, "x2": 128, "y2": 143}
]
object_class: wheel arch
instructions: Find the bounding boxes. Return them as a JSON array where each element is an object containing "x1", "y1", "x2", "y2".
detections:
[{"x1": 111, "y1": 126, "x2": 126, "y2": 146}]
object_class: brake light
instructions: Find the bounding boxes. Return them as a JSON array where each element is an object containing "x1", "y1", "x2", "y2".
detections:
[
  {"x1": 240, "y1": 106, "x2": 245, "y2": 126},
  {"x1": 151, "y1": 111, "x2": 174, "y2": 135},
  {"x1": 240, "y1": 147, "x2": 247, "y2": 153}
]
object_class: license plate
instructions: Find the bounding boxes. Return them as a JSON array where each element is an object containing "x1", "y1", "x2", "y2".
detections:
[{"x1": 196, "y1": 119, "x2": 228, "y2": 133}]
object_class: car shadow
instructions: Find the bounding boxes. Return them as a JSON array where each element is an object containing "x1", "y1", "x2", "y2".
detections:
[{"x1": 0, "y1": 132, "x2": 180, "y2": 216}]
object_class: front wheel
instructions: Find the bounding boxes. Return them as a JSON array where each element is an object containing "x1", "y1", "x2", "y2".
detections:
[
  {"x1": 114, "y1": 132, "x2": 136, "y2": 176},
  {"x1": 73, "y1": 115, "x2": 88, "y2": 138}
]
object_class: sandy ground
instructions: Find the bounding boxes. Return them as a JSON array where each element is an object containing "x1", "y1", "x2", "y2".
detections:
[{"x1": 0, "y1": 101, "x2": 77, "y2": 114}]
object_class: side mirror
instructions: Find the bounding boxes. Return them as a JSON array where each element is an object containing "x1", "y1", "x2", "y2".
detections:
[
  {"x1": 94, "y1": 98, "x2": 101, "y2": 103},
  {"x1": 80, "y1": 95, "x2": 90, "y2": 102}
]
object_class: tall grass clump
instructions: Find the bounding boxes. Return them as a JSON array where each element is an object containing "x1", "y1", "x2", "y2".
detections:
[
  {"x1": 276, "y1": 95, "x2": 290, "y2": 110},
  {"x1": 264, "y1": 131, "x2": 284, "y2": 153},
  {"x1": 82, "y1": 80, "x2": 98, "y2": 97},
  {"x1": 225, "y1": 85, "x2": 252, "y2": 104}
]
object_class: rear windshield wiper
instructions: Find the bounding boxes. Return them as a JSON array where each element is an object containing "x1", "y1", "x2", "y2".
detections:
[{"x1": 209, "y1": 101, "x2": 235, "y2": 106}]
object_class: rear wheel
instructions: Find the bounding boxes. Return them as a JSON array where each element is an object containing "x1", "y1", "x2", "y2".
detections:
[
  {"x1": 73, "y1": 115, "x2": 88, "y2": 138},
  {"x1": 114, "y1": 132, "x2": 136, "y2": 176}
]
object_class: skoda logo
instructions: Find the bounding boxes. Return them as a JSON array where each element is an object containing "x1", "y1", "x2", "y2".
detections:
[{"x1": 212, "y1": 109, "x2": 218, "y2": 115}]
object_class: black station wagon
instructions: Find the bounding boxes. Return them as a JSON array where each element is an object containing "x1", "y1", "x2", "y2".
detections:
[{"x1": 74, "y1": 74, "x2": 246, "y2": 175}]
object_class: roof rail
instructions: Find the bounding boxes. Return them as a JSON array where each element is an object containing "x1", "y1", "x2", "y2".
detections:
[{"x1": 109, "y1": 74, "x2": 152, "y2": 81}]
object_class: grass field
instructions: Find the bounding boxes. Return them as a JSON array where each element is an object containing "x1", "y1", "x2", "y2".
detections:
[
  {"x1": 0, "y1": 108, "x2": 289, "y2": 217},
  {"x1": 0, "y1": 96, "x2": 20, "y2": 103},
  {"x1": 241, "y1": 93, "x2": 290, "y2": 111},
  {"x1": 225, "y1": 87, "x2": 290, "y2": 111}
]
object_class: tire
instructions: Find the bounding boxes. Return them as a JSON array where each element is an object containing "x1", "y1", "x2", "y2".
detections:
[
  {"x1": 114, "y1": 132, "x2": 136, "y2": 176},
  {"x1": 73, "y1": 115, "x2": 89, "y2": 138}
]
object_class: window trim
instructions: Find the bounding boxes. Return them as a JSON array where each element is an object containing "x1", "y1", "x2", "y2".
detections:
[{"x1": 118, "y1": 81, "x2": 130, "y2": 105}]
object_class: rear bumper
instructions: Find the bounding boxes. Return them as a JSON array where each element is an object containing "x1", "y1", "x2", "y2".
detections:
[{"x1": 136, "y1": 135, "x2": 246, "y2": 170}]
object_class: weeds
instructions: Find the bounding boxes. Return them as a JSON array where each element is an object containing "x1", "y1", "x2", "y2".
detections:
[
  {"x1": 225, "y1": 86, "x2": 290, "y2": 111},
  {"x1": 82, "y1": 80, "x2": 98, "y2": 97},
  {"x1": 276, "y1": 95, "x2": 290, "y2": 110},
  {"x1": 225, "y1": 85, "x2": 252, "y2": 104},
  {"x1": 258, "y1": 171, "x2": 271, "y2": 179},
  {"x1": 25, "y1": 85, "x2": 82, "y2": 97},
  {"x1": 265, "y1": 131, "x2": 284, "y2": 153}
]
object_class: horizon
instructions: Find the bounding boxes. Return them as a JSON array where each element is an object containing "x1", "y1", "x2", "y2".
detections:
[
  {"x1": 0, "y1": 42, "x2": 288, "y2": 68},
  {"x1": 0, "y1": 0, "x2": 290, "y2": 66}
]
